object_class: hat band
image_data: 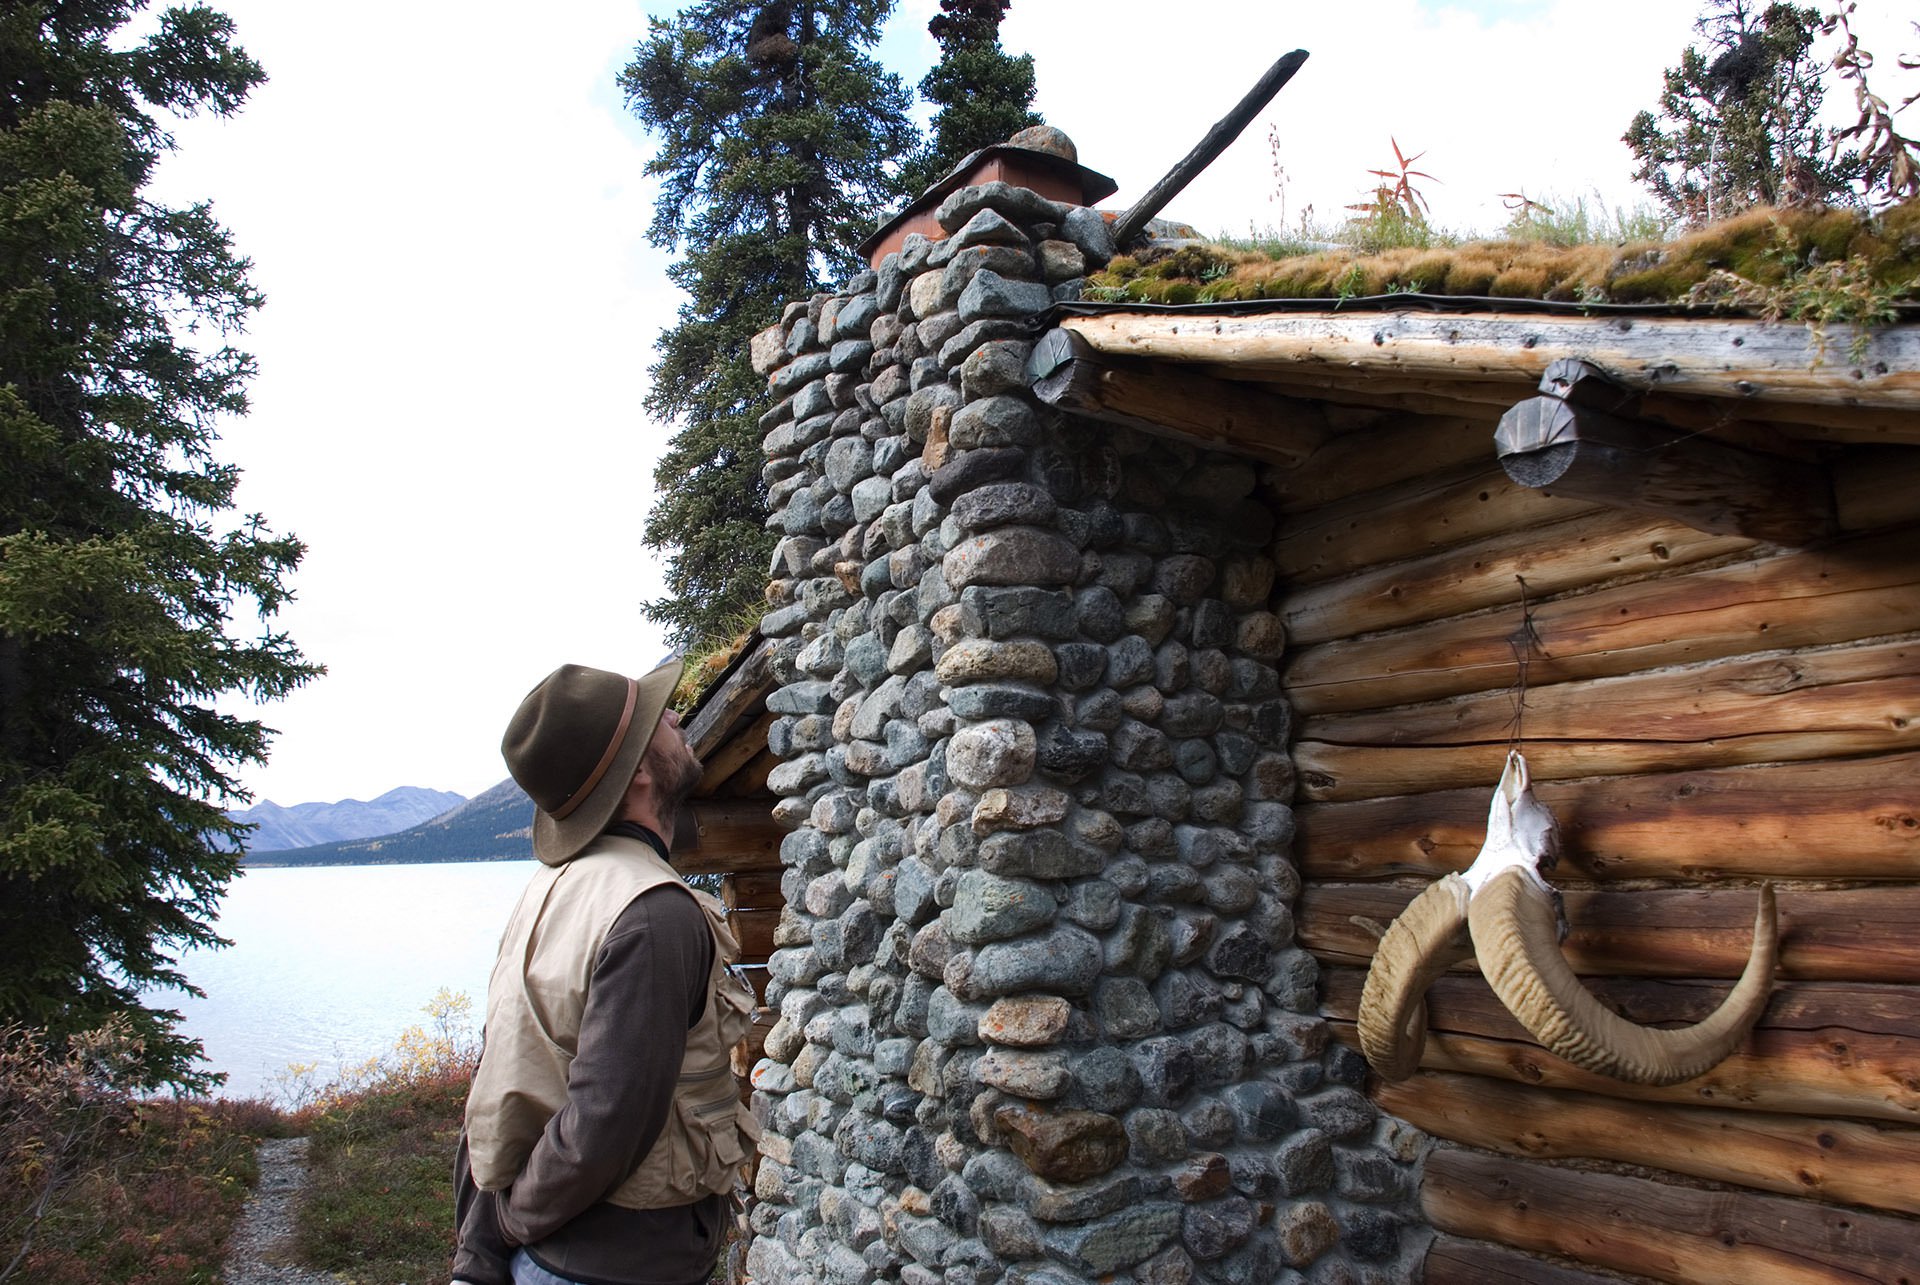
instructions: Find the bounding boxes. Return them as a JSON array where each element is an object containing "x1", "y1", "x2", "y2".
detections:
[{"x1": 549, "y1": 677, "x2": 639, "y2": 821}]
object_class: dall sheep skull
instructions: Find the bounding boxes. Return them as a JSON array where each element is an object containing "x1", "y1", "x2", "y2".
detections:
[{"x1": 1356, "y1": 751, "x2": 1778, "y2": 1087}]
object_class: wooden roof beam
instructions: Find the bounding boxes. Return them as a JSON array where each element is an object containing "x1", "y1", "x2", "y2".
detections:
[
  {"x1": 1028, "y1": 326, "x2": 1328, "y2": 466},
  {"x1": 1059, "y1": 310, "x2": 1920, "y2": 434},
  {"x1": 1495, "y1": 359, "x2": 1836, "y2": 546}
]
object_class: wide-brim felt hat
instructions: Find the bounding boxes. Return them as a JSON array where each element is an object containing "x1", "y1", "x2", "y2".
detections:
[{"x1": 501, "y1": 657, "x2": 685, "y2": 866}]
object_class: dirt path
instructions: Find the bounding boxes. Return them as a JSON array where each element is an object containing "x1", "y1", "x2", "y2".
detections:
[{"x1": 221, "y1": 1136, "x2": 348, "y2": 1285}]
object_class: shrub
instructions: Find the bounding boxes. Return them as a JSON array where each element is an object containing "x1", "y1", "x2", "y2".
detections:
[{"x1": 0, "y1": 1022, "x2": 264, "y2": 1284}]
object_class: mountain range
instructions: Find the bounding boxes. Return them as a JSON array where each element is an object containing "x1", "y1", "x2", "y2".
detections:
[
  {"x1": 229, "y1": 786, "x2": 467, "y2": 853},
  {"x1": 242, "y1": 778, "x2": 535, "y2": 866}
]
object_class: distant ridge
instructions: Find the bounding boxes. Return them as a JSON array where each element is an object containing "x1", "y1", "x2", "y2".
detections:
[
  {"x1": 245, "y1": 778, "x2": 534, "y2": 867},
  {"x1": 229, "y1": 786, "x2": 467, "y2": 852}
]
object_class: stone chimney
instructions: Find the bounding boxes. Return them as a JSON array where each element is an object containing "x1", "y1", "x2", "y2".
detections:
[{"x1": 744, "y1": 132, "x2": 1427, "y2": 1285}]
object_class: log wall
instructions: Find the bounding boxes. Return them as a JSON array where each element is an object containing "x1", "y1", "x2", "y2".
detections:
[{"x1": 1273, "y1": 410, "x2": 1920, "y2": 1283}]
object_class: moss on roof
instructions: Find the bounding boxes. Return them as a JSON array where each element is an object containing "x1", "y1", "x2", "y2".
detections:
[{"x1": 1084, "y1": 200, "x2": 1920, "y2": 311}]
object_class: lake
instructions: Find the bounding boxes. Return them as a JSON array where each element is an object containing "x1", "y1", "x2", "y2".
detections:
[{"x1": 161, "y1": 859, "x2": 537, "y2": 1099}]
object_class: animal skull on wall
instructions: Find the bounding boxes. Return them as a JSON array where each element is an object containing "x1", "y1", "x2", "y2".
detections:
[{"x1": 1356, "y1": 751, "x2": 1779, "y2": 1087}]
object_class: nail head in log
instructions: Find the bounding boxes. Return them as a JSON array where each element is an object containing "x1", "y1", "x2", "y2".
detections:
[{"x1": 1494, "y1": 396, "x2": 1836, "y2": 546}]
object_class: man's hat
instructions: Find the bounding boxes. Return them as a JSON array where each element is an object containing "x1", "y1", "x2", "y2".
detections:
[{"x1": 501, "y1": 657, "x2": 685, "y2": 865}]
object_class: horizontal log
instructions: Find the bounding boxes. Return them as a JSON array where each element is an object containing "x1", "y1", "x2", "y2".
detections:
[
  {"x1": 1028, "y1": 329, "x2": 1327, "y2": 465},
  {"x1": 1285, "y1": 525, "x2": 1920, "y2": 714},
  {"x1": 1271, "y1": 458, "x2": 1597, "y2": 584},
  {"x1": 1382, "y1": 1070, "x2": 1920, "y2": 1216},
  {"x1": 1322, "y1": 968, "x2": 1920, "y2": 1122},
  {"x1": 1296, "y1": 638, "x2": 1920, "y2": 801},
  {"x1": 723, "y1": 871, "x2": 785, "y2": 911},
  {"x1": 1297, "y1": 752, "x2": 1920, "y2": 882},
  {"x1": 1222, "y1": 367, "x2": 1519, "y2": 421},
  {"x1": 1281, "y1": 507, "x2": 1754, "y2": 646},
  {"x1": 1422, "y1": 1147, "x2": 1920, "y2": 1285},
  {"x1": 1835, "y1": 446, "x2": 1920, "y2": 530},
  {"x1": 1220, "y1": 361, "x2": 1528, "y2": 408},
  {"x1": 1265, "y1": 412, "x2": 1491, "y2": 512},
  {"x1": 1300, "y1": 884, "x2": 1920, "y2": 983},
  {"x1": 696, "y1": 710, "x2": 776, "y2": 795},
  {"x1": 1425, "y1": 1235, "x2": 1646, "y2": 1285},
  {"x1": 722, "y1": 750, "x2": 778, "y2": 798},
  {"x1": 725, "y1": 907, "x2": 778, "y2": 960},
  {"x1": 1326, "y1": 630, "x2": 1920, "y2": 742},
  {"x1": 1496, "y1": 396, "x2": 1836, "y2": 545},
  {"x1": 673, "y1": 799, "x2": 782, "y2": 876},
  {"x1": 1060, "y1": 310, "x2": 1920, "y2": 415}
]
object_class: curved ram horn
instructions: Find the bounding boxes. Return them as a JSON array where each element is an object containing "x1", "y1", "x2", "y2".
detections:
[
  {"x1": 1468, "y1": 868, "x2": 1778, "y2": 1086},
  {"x1": 1356, "y1": 874, "x2": 1474, "y2": 1081}
]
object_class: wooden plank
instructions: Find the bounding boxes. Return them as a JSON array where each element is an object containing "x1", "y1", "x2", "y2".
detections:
[
  {"x1": 1284, "y1": 525, "x2": 1920, "y2": 714},
  {"x1": 1281, "y1": 507, "x2": 1754, "y2": 646},
  {"x1": 1299, "y1": 884, "x2": 1920, "y2": 983},
  {"x1": 673, "y1": 799, "x2": 782, "y2": 875},
  {"x1": 1296, "y1": 752, "x2": 1920, "y2": 882},
  {"x1": 1321, "y1": 969, "x2": 1920, "y2": 1123},
  {"x1": 1271, "y1": 459, "x2": 1598, "y2": 584},
  {"x1": 724, "y1": 907, "x2": 778, "y2": 960},
  {"x1": 723, "y1": 871, "x2": 786, "y2": 911},
  {"x1": 1061, "y1": 311, "x2": 1920, "y2": 415},
  {"x1": 1426, "y1": 1235, "x2": 1654, "y2": 1285},
  {"x1": 696, "y1": 710, "x2": 776, "y2": 795},
  {"x1": 1381, "y1": 1071, "x2": 1920, "y2": 1216},
  {"x1": 1264, "y1": 412, "x2": 1492, "y2": 512},
  {"x1": 685, "y1": 639, "x2": 774, "y2": 761},
  {"x1": 1421, "y1": 1148, "x2": 1920, "y2": 1285},
  {"x1": 1295, "y1": 637, "x2": 1920, "y2": 802}
]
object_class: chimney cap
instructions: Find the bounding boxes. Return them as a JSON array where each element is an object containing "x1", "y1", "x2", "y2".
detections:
[{"x1": 859, "y1": 139, "x2": 1118, "y2": 266}]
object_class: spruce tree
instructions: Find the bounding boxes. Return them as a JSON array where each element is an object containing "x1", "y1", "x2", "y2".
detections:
[
  {"x1": 0, "y1": 1, "x2": 316, "y2": 1087},
  {"x1": 898, "y1": 0, "x2": 1041, "y2": 200},
  {"x1": 622, "y1": 1, "x2": 915, "y2": 650},
  {"x1": 1625, "y1": 1, "x2": 1864, "y2": 225}
]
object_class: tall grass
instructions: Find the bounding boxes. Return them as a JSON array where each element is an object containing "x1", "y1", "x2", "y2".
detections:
[
  {"x1": 1498, "y1": 191, "x2": 1668, "y2": 246},
  {"x1": 1222, "y1": 191, "x2": 1668, "y2": 257}
]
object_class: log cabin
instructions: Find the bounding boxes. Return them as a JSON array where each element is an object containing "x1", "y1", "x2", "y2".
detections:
[{"x1": 687, "y1": 131, "x2": 1920, "y2": 1282}]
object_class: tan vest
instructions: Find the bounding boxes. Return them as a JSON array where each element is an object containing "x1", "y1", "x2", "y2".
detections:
[{"x1": 465, "y1": 834, "x2": 759, "y2": 1207}]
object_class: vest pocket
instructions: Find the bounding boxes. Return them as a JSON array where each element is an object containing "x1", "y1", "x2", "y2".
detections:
[{"x1": 678, "y1": 1078, "x2": 749, "y2": 1192}]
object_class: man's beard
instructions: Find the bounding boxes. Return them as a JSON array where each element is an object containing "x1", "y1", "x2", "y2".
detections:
[{"x1": 657, "y1": 743, "x2": 705, "y2": 814}]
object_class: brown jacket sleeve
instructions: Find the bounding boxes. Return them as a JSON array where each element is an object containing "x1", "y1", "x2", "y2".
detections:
[
  {"x1": 492, "y1": 884, "x2": 713, "y2": 1247},
  {"x1": 452, "y1": 1127, "x2": 513, "y2": 1285}
]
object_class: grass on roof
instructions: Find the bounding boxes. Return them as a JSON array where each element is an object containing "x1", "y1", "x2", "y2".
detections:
[{"x1": 1084, "y1": 199, "x2": 1920, "y2": 313}]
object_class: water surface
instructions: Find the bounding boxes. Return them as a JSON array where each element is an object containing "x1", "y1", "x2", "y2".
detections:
[{"x1": 162, "y1": 859, "x2": 535, "y2": 1098}]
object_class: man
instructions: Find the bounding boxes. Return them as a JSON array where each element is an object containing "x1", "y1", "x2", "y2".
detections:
[{"x1": 453, "y1": 659, "x2": 758, "y2": 1285}]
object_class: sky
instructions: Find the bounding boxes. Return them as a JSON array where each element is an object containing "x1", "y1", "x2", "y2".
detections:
[{"x1": 146, "y1": 0, "x2": 1913, "y2": 808}]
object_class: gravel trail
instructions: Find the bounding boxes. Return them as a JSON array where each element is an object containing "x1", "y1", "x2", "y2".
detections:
[{"x1": 222, "y1": 1136, "x2": 349, "y2": 1285}]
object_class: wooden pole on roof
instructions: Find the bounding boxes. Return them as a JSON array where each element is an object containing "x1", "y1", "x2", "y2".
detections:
[{"x1": 1109, "y1": 48, "x2": 1310, "y2": 250}]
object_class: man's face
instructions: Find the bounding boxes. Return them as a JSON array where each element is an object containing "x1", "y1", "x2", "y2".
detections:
[{"x1": 646, "y1": 708, "x2": 705, "y2": 811}]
